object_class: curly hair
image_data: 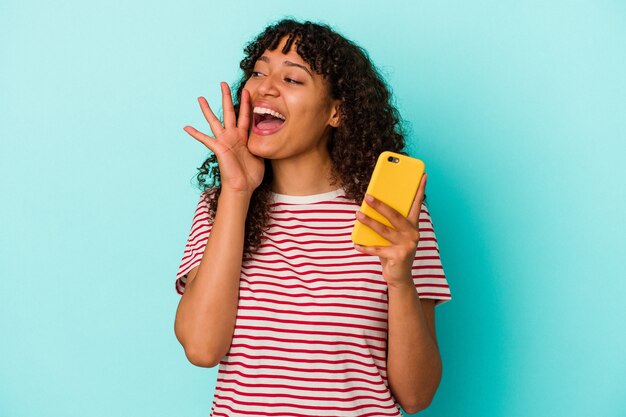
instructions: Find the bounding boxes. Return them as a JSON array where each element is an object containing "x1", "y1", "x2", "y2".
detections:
[{"x1": 193, "y1": 17, "x2": 426, "y2": 260}]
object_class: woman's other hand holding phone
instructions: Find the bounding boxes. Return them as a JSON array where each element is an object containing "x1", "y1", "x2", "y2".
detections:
[{"x1": 354, "y1": 173, "x2": 428, "y2": 288}]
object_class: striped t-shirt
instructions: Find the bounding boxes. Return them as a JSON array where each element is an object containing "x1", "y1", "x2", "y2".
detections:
[{"x1": 175, "y1": 188, "x2": 452, "y2": 417}]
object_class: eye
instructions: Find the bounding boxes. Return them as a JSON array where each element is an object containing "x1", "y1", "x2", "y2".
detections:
[
  {"x1": 251, "y1": 71, "x2": 263, "y2": 77},
  {"x1": 285, "y1": 78, "x2": 302, "y2": 85}
]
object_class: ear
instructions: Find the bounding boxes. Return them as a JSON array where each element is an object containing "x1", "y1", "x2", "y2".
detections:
[{"x1": 328, "y1": 99, "x2": 342, "y2": 128}]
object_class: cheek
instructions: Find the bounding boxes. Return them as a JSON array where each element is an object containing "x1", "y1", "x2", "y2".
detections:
[
  {"x1": 293, "y1": 103, "x2": 323, "y2": 122},
  {"x1": 242, "y1": 77, "x2": 258, "y2": 93},
  {"x1": 242, "y1": 82, "x2": 253, "y2": 96},
  {"x1": 297, "y1": 106, "x2": 330, "y2": 131}
]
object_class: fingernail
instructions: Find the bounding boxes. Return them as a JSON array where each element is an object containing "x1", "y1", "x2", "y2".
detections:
[{"x1": 365, "y1": 194, "x2": 374, "y2": 203}]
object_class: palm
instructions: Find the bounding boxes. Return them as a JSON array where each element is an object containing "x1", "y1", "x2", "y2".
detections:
[{"x1": 211, "y1": 133, "x2": 264, "y2": 192}]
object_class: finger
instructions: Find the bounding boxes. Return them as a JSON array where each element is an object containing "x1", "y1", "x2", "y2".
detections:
[
  {"x1": 353, "y1": 243, "x2": 395, "y2": 258},
  {"x1": 198, "y1": 96, "x2": 225, "y2": 137},
  {"x1": 407, "y1": 172, "x2": 428, "y2": 227},
  {"x1": 221, "y1": 82, "x2": 236, "y2": 129},
  {"x1": 237, "y1": 88, "x2": 251, "y2": 138},
  {"x1": 355, "y1": 210, "x2": 401, "y2": 245},
  {"x1": 183, "y1": 125, "x2": 218, "y2": 152},
  {"x1": 364, "y1": 194, "x2": 412, "y2": 233}
]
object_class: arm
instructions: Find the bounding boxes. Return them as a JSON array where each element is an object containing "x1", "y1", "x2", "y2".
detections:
[
  {"x1": 352, "y1": 174, "x2": 445, "y2": 412},
  {"x1": 386, "y1": 280, "x2": 441, "y2": 414},
  {"x1": 174, "y1": 189, "x2": 252, "y2": 367}
]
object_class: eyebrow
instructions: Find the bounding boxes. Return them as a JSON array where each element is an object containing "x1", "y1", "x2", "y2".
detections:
[{"x1": 257, "y1": 55, "x2": 313, "y2": 78}]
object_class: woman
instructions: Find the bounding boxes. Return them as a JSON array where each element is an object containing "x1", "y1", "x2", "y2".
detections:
[{"x1": 174, "y1": 18, "x2": 452, "y2": 416}]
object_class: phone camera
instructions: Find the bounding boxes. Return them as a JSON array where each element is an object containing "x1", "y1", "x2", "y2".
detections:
[{"x1": 387, "y1": 156, "x2": 400, "y2": 163}]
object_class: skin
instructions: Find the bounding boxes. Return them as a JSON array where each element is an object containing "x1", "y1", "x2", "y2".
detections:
[{"x1": 182, "y1": 35, "x2": 441, "y2": 413}]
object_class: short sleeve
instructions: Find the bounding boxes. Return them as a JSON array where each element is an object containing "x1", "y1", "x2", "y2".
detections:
[
  {"x1": 412, "y1": 202, "x2": 452, "y2": 306},
  {"x1": 175, "y1": 192, "x2": 213, "y2": 295}
]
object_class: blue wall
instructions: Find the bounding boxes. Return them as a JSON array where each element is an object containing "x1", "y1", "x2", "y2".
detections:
[{"x1": 1, "y1": 1, "x2": 624, "y2": 416}]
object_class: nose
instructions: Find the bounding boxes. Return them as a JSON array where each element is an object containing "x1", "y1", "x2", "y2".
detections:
[{"x1": 255, "y1": 72, "x2": 280, "y2": 97}]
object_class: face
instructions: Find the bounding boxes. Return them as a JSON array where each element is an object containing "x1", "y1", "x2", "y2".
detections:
[{"x1": 243, "y1": 35, "x2": 341, "y2": 160}]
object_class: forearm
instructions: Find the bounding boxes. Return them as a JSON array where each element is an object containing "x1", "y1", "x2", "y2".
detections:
[
  {"x1": 174, "y1": 190, "x2": 251, "y2": 366},
  {"x1": 386, "y1": 279, "x2": 442, "y2": 412}
]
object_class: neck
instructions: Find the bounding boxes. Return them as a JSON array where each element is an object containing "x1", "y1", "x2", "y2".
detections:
[{"x1": 270, "y1": 149, "x2": 341, "y2": 196}]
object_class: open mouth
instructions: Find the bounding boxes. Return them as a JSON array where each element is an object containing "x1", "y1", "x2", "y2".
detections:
[
  {"x1": 253, "y1": 112, "x2": 286, "y2": 131},
  {"x1": 251, "y1": 107, "x2": 287, "y2": 136}
]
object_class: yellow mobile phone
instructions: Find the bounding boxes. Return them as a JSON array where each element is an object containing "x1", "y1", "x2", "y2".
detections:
[{"x1": 351, "y1": 151, "x2": 425, "y2": 246}]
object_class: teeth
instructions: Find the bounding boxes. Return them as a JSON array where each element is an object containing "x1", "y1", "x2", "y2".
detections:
[{"x1": 253, "y1": 106, "x2": 286, "y2": 120}]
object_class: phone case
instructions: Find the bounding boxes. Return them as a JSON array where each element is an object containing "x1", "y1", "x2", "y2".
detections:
[{"x1": 351, "y1": 151, "x2": 425, "y2": 246}]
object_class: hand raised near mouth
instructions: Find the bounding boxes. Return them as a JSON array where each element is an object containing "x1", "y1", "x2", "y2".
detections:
[{"x1": 183, "y1": 82, "x2": 265, "y2": 196}]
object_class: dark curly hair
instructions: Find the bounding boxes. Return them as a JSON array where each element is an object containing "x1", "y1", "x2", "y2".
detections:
[{"x1": 193, "y1": 17, "x2": 426, "y2": 260}]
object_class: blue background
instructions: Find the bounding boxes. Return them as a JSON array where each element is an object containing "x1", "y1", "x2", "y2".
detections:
[{"x1": 1, "y1": 1, "x2": 624, "y2": 416}]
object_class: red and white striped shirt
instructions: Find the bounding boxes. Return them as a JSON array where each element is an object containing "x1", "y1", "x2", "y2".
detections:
[{"x1": 175, "y1": 188, "x2": 452, "y2": 416}]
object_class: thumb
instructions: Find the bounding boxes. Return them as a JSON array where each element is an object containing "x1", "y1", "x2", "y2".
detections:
[{"x1": 407, "y1": 172, "x2": 427, "y2": 227}]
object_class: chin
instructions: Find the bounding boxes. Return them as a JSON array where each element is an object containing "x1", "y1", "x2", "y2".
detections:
[{"x1": 247, "y1": 135, "x2": 278, "y2": 159}]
